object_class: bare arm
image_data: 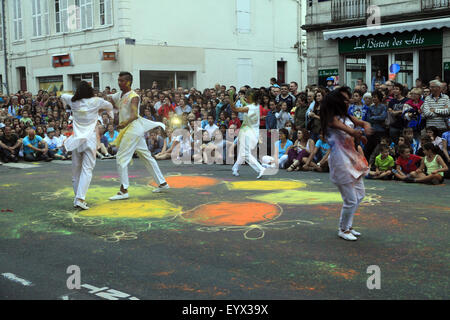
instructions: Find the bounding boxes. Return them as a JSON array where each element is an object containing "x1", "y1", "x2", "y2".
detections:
[
  {"x1": 434, "y1": 155, "x2": 448, "y2": 174},
  {"x1": 229, "y1": 91, "x2": 249, "y2": 114}
]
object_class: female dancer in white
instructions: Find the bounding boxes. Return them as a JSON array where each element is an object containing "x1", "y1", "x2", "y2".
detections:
[
  {"x1": 229, "y1": 89, "x2": 265, "y2": 179},
  {"x1": 320, "y1": 87, "x2": 373, "y2": 241},
  {"x1": 61, "y1": 81, "x2": 114, "y2": 210}
]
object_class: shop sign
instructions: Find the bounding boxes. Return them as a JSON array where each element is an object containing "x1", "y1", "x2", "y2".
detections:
[{"x1": 339, "y1": 30, "x2": 442, "y2": 53}]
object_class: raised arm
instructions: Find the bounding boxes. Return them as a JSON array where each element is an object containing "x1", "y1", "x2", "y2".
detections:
[{"x1": 229, "y1": 91, "x2": 249, "y2": 114}]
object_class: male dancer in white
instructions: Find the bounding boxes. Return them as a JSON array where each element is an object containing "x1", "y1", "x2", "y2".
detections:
[
  {"x1": 61, "y1": 81, "x2": 114, "y2": 210},
  {"x1": 229, "y1": 89, "x2": 265, "y2": 179},
  {"x1": 108, "y1": 72, "x2": 169, "y2": 201}
]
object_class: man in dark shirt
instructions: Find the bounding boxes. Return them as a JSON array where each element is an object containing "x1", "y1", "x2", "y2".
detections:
[
  {"x1": 275, "y1": 84, "x2": 296, "y2": 113},
  {"x1": 0, "y1": 126, "x2": 21, "y2": 162},
  {"x1": 388, "y1": 83, "x2": 409, "y2": 143}
]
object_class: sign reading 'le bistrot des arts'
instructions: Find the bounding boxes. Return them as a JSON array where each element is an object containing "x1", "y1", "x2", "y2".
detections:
[{"x1": 339, "y1": 30, "x2": 442, "y2": 54}]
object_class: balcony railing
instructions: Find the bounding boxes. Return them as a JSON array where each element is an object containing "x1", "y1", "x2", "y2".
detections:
[
  {"x1": 332, "y1": 0, "x2": 371, "y2": 22},
  {"x1": 422, "y1": 0, "x2": 450, "y2": 10}
]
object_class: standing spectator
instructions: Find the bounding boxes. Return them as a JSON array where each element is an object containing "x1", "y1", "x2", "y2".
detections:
[
  {"x1": 276, "y1": 102, "x2": 293, "y2": 129},
  {"x1": 8, "y1": 96, "x2": 22, "y2": 117},
  {"x1": 22, "y1": 128, "x2": 51, "y2": 162},
  {"x1": 289, "y1": 81, "x2": 300, "y2": 98},
  {"x1": 442, "y1": 129, "x2": 450, "y2": 163},
  {"x1": 265, "y1": 100, "x2": 278, "y2": 130},
  {"x1": 275, "y1": 84, "x2": 296, "y2": 112},
  {"x1": 154, "y1": 93, "x2": 165, "y2": 112},
  {"x1": 422, "y1": 80, "x2": 449, "y2": 136},
  {"x1": 293, "y1": 93, "x2": 308, "y2": 129},
  {"x1": 402, "y1": 87, "x2": 425, "y2": 138},
  {"x1": 348, "y1": 90, "x2": 369, "y2": 121},
  {"x1": 259, "y1": 95, "x2": 270, "y2": 129},
  {"x1": 0, "y1": 126, "x2": 21, "y2": 162},
  {"x1": 372, "y1": 70, "x2": 386, "y2": 91},
  {"x1": 387, "y1": 83, "x2": 409, "y2": 143},
  {"x1": 366, "y1": 90, "x2": 387, "y2": 158},
  {"x1": 174, "y1": 98, "x2": 192, "y2": 116},
  {"x1": 20, "y1": 110, "x2": 34, "y2": 126}
]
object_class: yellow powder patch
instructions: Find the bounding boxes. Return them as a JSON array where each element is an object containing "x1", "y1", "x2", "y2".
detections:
[
  {"x1": 248, "y1": 190, "x2": 343, "y2": 205},
  {"x1": 80, "y1": 200, "x2": 182, "y2": 219},
  {"x1": 227, "y1": 180, "x2": 307, "y2": 191}
]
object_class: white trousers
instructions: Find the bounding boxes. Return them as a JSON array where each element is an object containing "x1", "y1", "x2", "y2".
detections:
[
  {"x1": 232, "y1": 138, "x2": 263, "y2": 174},
  {"x1": 116, "y1": 133, "x2": 166, "y2": 190},
  {"x1": 72, "y1": 148, "x2": 96, "y2": 202},
  {"x1": 336, "y1": 177, "x2": 365, "y2": 232}
]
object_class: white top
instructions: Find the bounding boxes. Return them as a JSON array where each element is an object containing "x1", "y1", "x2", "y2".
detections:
[
  {"x1": 238, "y1": 103, "x2": 260, "y2": 151},
  {"x1": 327, "y1": 117, "x2": 369, "y2": 185},
  {"x1": 61, "y1": 94, "x2": 113, "y2": 153}
]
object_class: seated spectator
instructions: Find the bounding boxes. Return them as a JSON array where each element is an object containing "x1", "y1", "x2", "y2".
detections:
[
  {"x1": 44, "y1": 127, "x2": 67, "y2": 160},
  {"x1": 155, "y1": 128, "x2": 178, "y2": 160},
  {"x1": 216, "y1": 111, "x2": 229, "y2": 128},
  {"x1": 96, "y1": 125, "x2": 114, "y2": 159},
  {"x1": 20, "y1": 111, "x2": 34, "y2": 126},
  {"x1": 286, "y1": 128, "x2": 315, "y2": 172},
  {"x1": 204, "y1": 115, "x2": 219, "y2": 140},
  {"x1": 393, "y1": 145, "x2": 422, "y2": 181},
  {"x1": 390, "y1": 135, "x2": 410, "y2": 158},
  {"x1": 274, "y1": 128, "x2": 293, "y2": 169},
  {"x1": 293, "y1": 93, "x2": 308, "y2": 130},
  {"x1": 442, "y1": 129, "x2": 450, "y2": 163},
  {"x1": 369, "y1": 136, "x2": 391, "y2": 167},
  {"x1": 367, "y1": 145, "x2": 394, "y2": 180},
  {"x1": 305, "y1": 134, "x2": 330, "y2": 172},
  {"x1": 147, "y1": 130, "x2": 164, "y2": 156},
  {"x1": 0, "y1": 126, "x2": 21, "y2": 163},
  {"x1": 229, "y1": 111, "x2": 241, "y2": 129},
  {"x1": 175, "y1": 98, "x2": 192, "y2": 116},
  {"x1": 403, "y1": 127, "x2": 420, "y2": 155},
  {"x1": 406, "y1": 143, "x2": 448, "y2": 184},
  {"x1": 426, "y1": 126, "x2": 444, "y2": 151},
  {"x1": 157, "y1": 97, "x2": 176, "y2": 120},
  {"x1": 22, "y1": 128, "x2": 51, "y2": 162},
  {"x1": 104, "y1": 124, "x2": 119, "y2": 154}
]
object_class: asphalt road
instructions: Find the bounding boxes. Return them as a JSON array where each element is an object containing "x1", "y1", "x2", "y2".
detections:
[{"x1": 0, "y1": 159, "x2": 448, "y2": 300}]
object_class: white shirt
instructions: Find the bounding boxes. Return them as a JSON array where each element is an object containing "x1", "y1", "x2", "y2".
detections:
[
  {"x1": 204, "y1": 123, "x2": 219, "y2": 140},
  {"x1": 61, "y1": 94, "x2": 113, "y2": 152}
]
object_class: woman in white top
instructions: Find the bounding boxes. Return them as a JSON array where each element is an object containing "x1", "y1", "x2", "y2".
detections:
[
  {"x1": 229, "y1": 89, "x2": 265, "y2": 178},
  {"x1": 320, "y1": 88, "x2": 373, "y2": 241},
  {"x1": 61, "y1": 81, "x2": 114, "y2": 210}
]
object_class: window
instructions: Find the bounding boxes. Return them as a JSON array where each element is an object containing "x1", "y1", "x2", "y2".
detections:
[
  {"x1": 12, "y1": 0, "x2": 23, "y2": 41},
  {"x1": 236, "y1": 0, "x2": 250, "y2": 33},
  {"x1": 100, "y1": 0, "x2": 113, "y2": 26},
  {"x1": 32, "y1": 0, "x2": 42, "y2": 37},
  {"x1": 75, "y1": 0, "x2": 93, "y2": 30},
  {"x1": 345, "y1": 54, "x2": 366, "y2": 89},
  {"x1": 55, "y1": 0, "x2": 69, "y2": 33}
]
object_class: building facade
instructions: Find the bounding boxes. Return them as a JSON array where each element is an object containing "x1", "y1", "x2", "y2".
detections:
[
  {"x1": 303, "y1": 0, "x2": 450, "y2": 89},
  {"x1": 0, "y1": 0, "x2": 307, "y2": 94}
]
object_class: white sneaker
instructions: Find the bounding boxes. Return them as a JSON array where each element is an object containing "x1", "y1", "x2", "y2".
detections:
[
  {"x1": 109, "y1": 191, "x2": 129, "y2": 201},
  {"x1": 257, "y1": 168, "x2": 265, "y2": 179},
  {"x1": 338, "y1": 230, "x2": 358, "y2": 241},
  {"x1": 350, "y1": 229, "x2": 361, "y2": 237},
  {"x1": 75, "y1": 200, "x2": 90, "y2": 210},
  {"x1": 152, "y1": 184, "x2": 170, "y2": 193},
  {"x1": 232, "y1": 170, "x2": 240, "y2": 177}
]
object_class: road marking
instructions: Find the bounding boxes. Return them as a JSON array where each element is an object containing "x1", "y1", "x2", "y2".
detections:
[{"x1": 1, "y1": 273, "x2": 34, "y2": 286}]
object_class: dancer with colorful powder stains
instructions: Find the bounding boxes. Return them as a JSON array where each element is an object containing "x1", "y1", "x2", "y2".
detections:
[
  {"x1": 320, "y1": 87, "x2": 374, "y2": 241},
  {"x1": 108, "y1": 72, "x2": 170, "y2": 201},
  {"x1": 61, "y1": 81, "x2": 114, "y2": 210},
  {"x1": 229, "y1": 89, "x2": 265, "y2": 179}
]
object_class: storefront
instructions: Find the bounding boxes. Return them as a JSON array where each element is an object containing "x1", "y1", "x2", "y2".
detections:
[
  {"x1": 71, "y1": 73, "x2": 100, "y2": 91},
  {"x1": 323, "y1": 17, "x2": 450, "y2": 89},
  {"x1": 38, "y1": 76, "x2": 64, "y2": 94}
]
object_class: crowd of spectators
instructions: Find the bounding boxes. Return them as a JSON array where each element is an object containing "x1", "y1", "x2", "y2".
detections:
[{"x1": 1, "y1": 75, "x2": 449, "y2": 184}]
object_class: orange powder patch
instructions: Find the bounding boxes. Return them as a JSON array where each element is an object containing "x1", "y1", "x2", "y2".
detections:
[
  {"x1": 149, "y1": 176, "x2": 220, "y2": 189},
  {"x1": 183, "y1": 202, "x2": 281, "y2": 226}
]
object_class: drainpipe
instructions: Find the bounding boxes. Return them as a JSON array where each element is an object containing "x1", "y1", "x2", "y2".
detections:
[{"x1": 2, "y1": 0, "x2": 8, "y2": 95}]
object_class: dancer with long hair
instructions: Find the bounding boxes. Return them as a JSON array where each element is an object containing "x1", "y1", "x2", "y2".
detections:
[
  {"x1": 320, "y1": 87, "x2": 374, "y2": 241},
  {"x1": 61, "y1": 81, "x2": 114, "y2": 210},
  {"x1": 229, "y1": 89, "x2": 265, "y2": 179}
]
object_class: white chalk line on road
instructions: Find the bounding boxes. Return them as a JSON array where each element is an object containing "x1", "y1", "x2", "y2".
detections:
[{"x1": 1, "y1": 273, "x2": 34, "y2": 286}]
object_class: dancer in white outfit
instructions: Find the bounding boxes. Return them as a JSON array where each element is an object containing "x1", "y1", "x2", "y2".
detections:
[
  {"x1": 61, "y1": 81, "x2": 114, "y2": 210},
  {"x1": 229, "y1": 89, "x2": 265, "y2": 179},
  {"x1": 320, "y1": 87, "x2": 373, "y2": 241},
  {"x1": 108, "y1": 72, "x2": 169, "y2": 201}
]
